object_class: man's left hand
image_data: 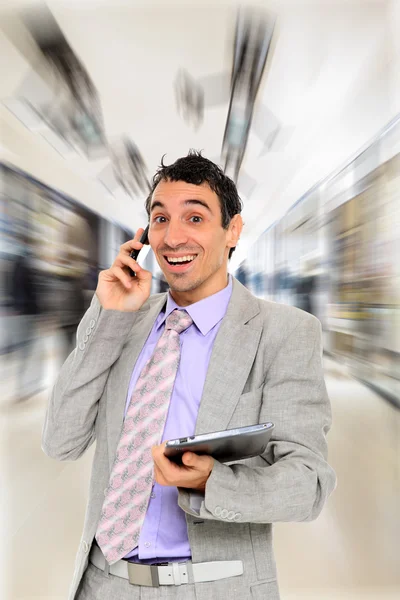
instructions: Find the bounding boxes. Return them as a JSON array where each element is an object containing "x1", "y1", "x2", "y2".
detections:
[{"x1": 152, "y1": 442, "x2": 214, "y2": 491}]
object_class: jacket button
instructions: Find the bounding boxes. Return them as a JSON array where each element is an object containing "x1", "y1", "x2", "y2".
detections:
[
  {"x1": 83, "y1": 335, "x2": 89, "y2": 343},
  {"x1": 233, "y1": 513, "x2": 241, "y2": 522},
  {"x1": 82, "y1": 541, "x2": 89, "y2": 553},
  {"x1": 214, "y1": 506, "x2": 222, "y2": 516},
  {"x1": 221, "y1": 509, "x2": 229, "y2": 519},
  {"x1": 86, "y1": 327, "x2": 91, "y2": 336},
  {"x1": 79, "y1": 342, "x2": 85, "y2": 351},
  {"x1": 90, "y1": 319, "x2": 96, "y2": 329},
  {"x1": 227, "y1": 511, "x2": 235, "y2": 520}
]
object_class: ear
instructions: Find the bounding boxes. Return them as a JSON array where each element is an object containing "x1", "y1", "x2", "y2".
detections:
[{"x1": 226, "y1": 214, "x2": 243, "y2": 249}]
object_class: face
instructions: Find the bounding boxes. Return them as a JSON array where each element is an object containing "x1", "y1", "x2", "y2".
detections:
[{"x1": 148, "y1": 179, "x2": 242, "y2": 305}]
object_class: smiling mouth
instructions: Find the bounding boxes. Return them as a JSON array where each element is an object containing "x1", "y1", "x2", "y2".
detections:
[{"x1": 164, "y1": 254, "x2": 197, "y2": 266}]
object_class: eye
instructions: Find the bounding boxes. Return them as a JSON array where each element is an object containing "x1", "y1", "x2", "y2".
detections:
[
  {"x1": 189, "y1": 216, "x2": 203, "y2": 223},
  {"x1": 153, "y1": 216, "x2": 167, "y2": 223}
]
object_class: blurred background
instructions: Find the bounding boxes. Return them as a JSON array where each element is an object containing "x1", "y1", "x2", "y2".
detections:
[{"x1": 0, "y1": 1, "x2": 399, "y2": 599}]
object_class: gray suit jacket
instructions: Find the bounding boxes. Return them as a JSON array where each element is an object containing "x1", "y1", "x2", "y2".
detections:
[{"x1": 42, "y1": 278, "x2": 336, "y2": 600}]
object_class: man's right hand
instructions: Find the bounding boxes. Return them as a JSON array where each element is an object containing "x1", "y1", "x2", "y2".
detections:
[{"x1": 96, "y1": 228, "x2": 153, "y2": 312}]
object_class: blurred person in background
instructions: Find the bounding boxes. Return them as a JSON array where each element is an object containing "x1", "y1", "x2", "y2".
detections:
[
  {"x1": 273, "y1": 262, "x2": 295, "y2": 305},
  {"x1": 294, "y1": 258, "x2": 319, "y2": 317},
  {"x1": 84, "y1": 260, "x2": 100, "y2": 294},
  {"x1": 43, "y1": 151, "x2": 336, "y2": 600},
  {"x1": 8, "y1": 235, "x2": 43, "y2": 400},
  {"x1": 57, "y1": 250, "x2": 87, "y2": 360},
  {"x1": 252, "y1": 270, "x2": 264, "y2": 296},
  {"x1": 235, "y1": 259, "x2": 249, "y2": 288}
]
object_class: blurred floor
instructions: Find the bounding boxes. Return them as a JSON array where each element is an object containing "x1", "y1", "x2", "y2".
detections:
[
  {"x1": 275, "y1": 358, "x2": 400, "y2": 600},
  {"x1": 1, "y1": 338, "x2": 399, "y2": 600}
]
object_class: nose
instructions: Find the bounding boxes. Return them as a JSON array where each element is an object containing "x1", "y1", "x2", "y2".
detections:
[{"x1": 163, "y1": 220, "x2": 189, "y2": 248}]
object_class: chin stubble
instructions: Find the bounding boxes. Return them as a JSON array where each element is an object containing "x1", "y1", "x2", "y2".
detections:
[{"x1": 168, "y1": 274, "x2": 202, "y2": 293}]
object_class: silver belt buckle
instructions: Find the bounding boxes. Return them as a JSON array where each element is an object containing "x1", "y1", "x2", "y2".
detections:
[{"x1": 127, "y1": 563, "x2": 160, "y2": 587}]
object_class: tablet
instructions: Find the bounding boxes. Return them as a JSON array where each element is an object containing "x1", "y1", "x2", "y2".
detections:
[{"x1": 164, "y1": 422, "x2": 274, "y2": 464}]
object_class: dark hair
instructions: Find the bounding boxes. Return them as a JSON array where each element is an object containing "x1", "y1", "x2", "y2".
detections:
[{"x1": 145, "y1": 150, "x2": 243, "y2": 258}]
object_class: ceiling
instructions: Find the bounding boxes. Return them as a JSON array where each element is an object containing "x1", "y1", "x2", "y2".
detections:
[{"x1": 0, "y1": 0, "x2": 395, "y2": 268}]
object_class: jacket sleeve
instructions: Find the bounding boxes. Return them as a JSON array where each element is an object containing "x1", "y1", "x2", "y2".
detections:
[
  {"x1": 42, "y1": 294, "x2": 138, "y2": 461},
  {"x1": 178, "y1": 315, "x2": 337, "y2": 523}
]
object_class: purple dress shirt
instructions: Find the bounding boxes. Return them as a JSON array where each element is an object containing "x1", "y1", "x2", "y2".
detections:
[{"x1": 123, "y1": 276, "x2": 232, "y2": 564}]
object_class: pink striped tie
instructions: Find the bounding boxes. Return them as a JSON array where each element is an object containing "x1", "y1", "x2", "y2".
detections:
[{"x1": 95, "y1": 309, "x2": 193, "y2": 564}]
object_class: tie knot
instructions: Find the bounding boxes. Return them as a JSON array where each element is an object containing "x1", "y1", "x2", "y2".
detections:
[{"x1": 165, "y1": 309, "x2": 193, "y2": 334}]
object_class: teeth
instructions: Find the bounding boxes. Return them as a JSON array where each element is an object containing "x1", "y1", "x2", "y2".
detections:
[{"x1": 167, "y1": 255, "x2": 195, "y2": 264}]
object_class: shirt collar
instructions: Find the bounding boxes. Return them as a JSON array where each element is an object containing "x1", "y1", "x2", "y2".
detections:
[{"x1": 158, "y1": 275, "x2": 233, "y2": 336}]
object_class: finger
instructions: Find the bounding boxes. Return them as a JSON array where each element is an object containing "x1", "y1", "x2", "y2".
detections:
[
  {"x1": 151, "y1": 444, "x2": 162, "y2": 466},
  {"x1": 119, "y1": 242, "x2": 144, "y2": 258},
  {"x1": 182, "y1": 452, "x2": 213, "y2": 471},
  {"x1": 134, "y1": 227, "x2": 146, "y2": 242},
  {"x1": 108, "y1": 265, "x2": 133, "y2": 289},
  {"x1": 114, "y1": 253, "x2": 142, "y2": 273},
  {"x1": 153, "y1": 443, "x2": 175, "y2": 470},
  {"x1": 152, "y1": 444, "x2": 171, "y2": 470},
  {"x1": 158, "y1": 453, "x2": 184, "y2": 480},
  {"x1": 181, "y1": 452, "x2": 197, "y2": 467},
  {"x1": 120, "y1": 228, "x2": 147, "y2": 252},
  {"x1": 153, "y1": 463, "x2": 165, "y2": 486},
  {"x1": 153, "y1": 454, "x2": 174, "y2": 485},
  {"x1": 119, "y1": 238, "x2": 144, "y2": 255}
]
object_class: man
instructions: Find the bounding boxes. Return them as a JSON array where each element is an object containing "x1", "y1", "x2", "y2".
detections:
[{"x1": 42, "y1": 151, "x2": 336, "y2": 600}]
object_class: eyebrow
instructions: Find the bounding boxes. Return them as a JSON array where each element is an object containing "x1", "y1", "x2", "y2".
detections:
[{"x1": 150, "y1": 199, "x2": 213, "y2": 214}]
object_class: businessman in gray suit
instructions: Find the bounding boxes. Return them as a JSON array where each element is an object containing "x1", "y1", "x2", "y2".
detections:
[{"x1": 43, "y1": 151, "x2": 336, "y2": 600}]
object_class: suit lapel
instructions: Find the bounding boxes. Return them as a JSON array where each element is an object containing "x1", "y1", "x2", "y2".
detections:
[
  {"x1": 107, "y1": 280, "x2": 263, "y2": 458},
  {"x1": 106, "y1": 294, "x2": 167, "y2": 462},
  {"x1": 195, "y1": 279, "x2": 263, "y2": 434}
]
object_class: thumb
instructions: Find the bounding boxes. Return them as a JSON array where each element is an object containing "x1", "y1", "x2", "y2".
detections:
[{"x1": 182, "y1": 452, "x2": 200, "y2": 467}]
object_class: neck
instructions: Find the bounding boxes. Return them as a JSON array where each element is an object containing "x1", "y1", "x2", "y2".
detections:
[{"x1": 169, "y1": 272, "x2": 230, "y2": 307}]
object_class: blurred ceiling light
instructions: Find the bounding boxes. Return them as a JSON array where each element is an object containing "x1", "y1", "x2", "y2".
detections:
[
  {"x1": 174, "y1": 69, "x2": 204, "y2": 130},
  {"x1": 21, "y1": 3, "x2": 107, "y2": 159},
  {"x1": 2, "y1": 97, "x2": 75, "y2": 158},
  {"x1": 222, "y1": 7, "x2": 276, "y2": 182},
  {"x1": 237, "y1": 170, "x2": 257, "y2": 199},
  {"x1": 2, "y1": 97, "x2": 44, "y2": 131},
  {"x1": 38, "y1": 127, "x2": 75, "y2": 158},
  {"x1": 109, "y1": 137, "x2": 151, "y2": 200}
]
